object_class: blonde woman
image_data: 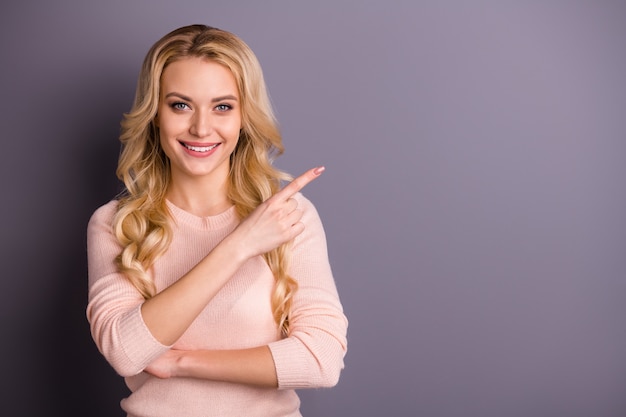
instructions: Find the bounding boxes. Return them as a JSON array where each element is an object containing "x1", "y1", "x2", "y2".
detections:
[{"x1": 86, "y1": 24, "x2": 347, "y2": 417}]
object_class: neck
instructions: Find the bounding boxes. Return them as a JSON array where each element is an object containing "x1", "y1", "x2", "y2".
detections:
[{"x1": 166, "y1": 173, "x2": 232, "y2": 217}]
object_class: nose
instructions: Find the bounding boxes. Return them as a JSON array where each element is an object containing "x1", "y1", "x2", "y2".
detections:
[{"x1": 189, "y1": 109, "x2": 213, "y2": 138}]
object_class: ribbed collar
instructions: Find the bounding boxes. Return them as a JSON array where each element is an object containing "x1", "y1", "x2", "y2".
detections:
[{"x1": 165, "y1": 199, "x2": 237, "y2": 230}]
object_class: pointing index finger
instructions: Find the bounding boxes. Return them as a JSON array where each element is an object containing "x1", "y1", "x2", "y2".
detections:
[{"x1": 275, "y1": 166, "x2": 325, "y2": 200}]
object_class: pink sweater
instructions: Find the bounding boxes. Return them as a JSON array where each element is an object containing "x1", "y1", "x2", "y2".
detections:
[{"x1": 86, "y1": 193, "x2": 348, "y2": 417}]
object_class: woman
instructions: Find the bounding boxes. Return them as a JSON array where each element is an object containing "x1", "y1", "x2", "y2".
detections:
[{"x1": 86, "y1": 24, "x2": 348, "y2": 417}]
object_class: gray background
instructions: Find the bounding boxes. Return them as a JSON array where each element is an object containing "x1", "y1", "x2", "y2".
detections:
[{"x1": 1, "y1": 1, "x2": 625, "y2": 416}]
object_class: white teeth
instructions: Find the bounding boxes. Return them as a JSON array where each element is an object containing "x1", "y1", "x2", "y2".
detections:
[{"x1": 183, "y1": 143, "x2": 218, "y2": 152}]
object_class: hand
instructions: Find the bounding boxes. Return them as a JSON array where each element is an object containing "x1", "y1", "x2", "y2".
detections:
[
  {"x1": 229, "y1": 166, "x2": 325, "y2": 259},
  {"x1": 144, "y1": 349, "x2": 186, "y2": 379}
]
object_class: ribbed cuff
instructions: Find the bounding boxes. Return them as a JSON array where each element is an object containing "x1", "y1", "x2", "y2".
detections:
[
  {"x1": 268, "y1": 338, "x2": 311, "y2": 389},
  {"x1": 118, "y1": 304, "x2": 172, "y2": 372}
]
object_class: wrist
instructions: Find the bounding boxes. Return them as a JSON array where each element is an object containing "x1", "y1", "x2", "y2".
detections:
[
  {"x1": 219, "y1": 230, "x2": 252, "y2": 264},
  {"x1": 178, "y1": 350, "x2": 214, "y2": 380},
  {"x1": 171, "y1": 350, "x2": 189, "y2": 378},
  {"x1": 175, "y1": 350, "x2": 194, "y2": 378}
]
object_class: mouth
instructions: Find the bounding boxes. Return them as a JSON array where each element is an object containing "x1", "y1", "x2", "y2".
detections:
[{"x1": 179, "y1": 141, "x2": 220, "y2": 153}]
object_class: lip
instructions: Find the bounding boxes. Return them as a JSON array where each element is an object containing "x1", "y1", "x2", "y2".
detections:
[{"x1": 178, "y1": 140, "x2": 221, "y2": 158}]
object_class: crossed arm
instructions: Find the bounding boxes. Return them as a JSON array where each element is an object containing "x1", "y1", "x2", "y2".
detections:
[{"x1": 137, "y1": 167, "x2": 326, "y2": 387}]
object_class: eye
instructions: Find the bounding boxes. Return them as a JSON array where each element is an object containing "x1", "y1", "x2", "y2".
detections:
[
  {"x1": 170, "y1": 102, "x2": 190, "y2": 111},
  {"x1": 215, "y1": 104, "x2": 232, "y2": 112}
]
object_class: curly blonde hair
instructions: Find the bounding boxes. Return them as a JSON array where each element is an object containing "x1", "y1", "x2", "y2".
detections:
[{"x1": 113, "y1": 24, "x2": 296, "y2": 334}]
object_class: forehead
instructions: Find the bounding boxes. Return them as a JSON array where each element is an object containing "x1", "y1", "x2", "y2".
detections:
[{"x1": 160, "y1": 57, "x2": 239, "y2": 98}]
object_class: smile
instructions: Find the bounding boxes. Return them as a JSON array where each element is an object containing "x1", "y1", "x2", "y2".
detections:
[{"x1": 181, "y1": 142, "x2": 219, "y2": 152}]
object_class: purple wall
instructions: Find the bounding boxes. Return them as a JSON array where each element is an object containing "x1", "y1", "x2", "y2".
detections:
[{"x1": 1, "y1": 1, "x2": 625, "y2": 416}]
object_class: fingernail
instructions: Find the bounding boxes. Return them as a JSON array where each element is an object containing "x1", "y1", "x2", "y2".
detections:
[{"x1": 313, "y1": 166, "x2": 325, "y2": 175}]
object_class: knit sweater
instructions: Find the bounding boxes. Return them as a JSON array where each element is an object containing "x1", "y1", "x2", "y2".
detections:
[{"x1": 86, "y1": 192, "x2": 348, "y2": 417}]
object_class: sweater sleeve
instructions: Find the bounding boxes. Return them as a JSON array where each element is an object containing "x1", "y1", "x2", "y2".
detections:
[
  {"x1": 268, "y1": 194, "x2": 348, "y2": 389},
  {"x1": 85, "y1": 201, "x2": 171, "y2": 377}
]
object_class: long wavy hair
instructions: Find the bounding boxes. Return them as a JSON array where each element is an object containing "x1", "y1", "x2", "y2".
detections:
[{"x1": 113, "y1": 24, "x2": 296, "y2": 334}]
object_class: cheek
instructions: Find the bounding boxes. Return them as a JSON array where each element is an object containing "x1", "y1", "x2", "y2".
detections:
[
  {"x1": 157, "y1": 122, "x2": 180, "y2": 156},
  {"x1": 158, "y1": 114, "x2": 181, "y2": 135},
  {"x1": 231, "y1": 124, "x2": 242, "y2": 140},
  {"x1": 157, "y1": 131, "x2": 173, "y2": 159},
  {"x1": 227, "y1": 116, "x2": 243, "y2": 138}
]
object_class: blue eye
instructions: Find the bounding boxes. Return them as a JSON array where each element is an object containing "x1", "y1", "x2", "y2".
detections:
[
  {"x1": 171, "y1": 102, "x2": 189, "y2": 110},
  {"x1": 215, "y1": 104, "x2": 232, "y2": 112}
]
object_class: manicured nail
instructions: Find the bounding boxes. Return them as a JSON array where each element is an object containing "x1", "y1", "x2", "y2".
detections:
[{"x1": 313, "y1": 166, "x2": 325, "y2": 175}]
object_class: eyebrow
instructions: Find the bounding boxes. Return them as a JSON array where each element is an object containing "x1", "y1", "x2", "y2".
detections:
[{"x1": 164, "y1": 92, "x2": 238, "y2": 102}]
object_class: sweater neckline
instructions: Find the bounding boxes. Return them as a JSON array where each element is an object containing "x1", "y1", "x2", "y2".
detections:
[{"x1": 165, "y1": 199, "x2": 237, "y2": 230}]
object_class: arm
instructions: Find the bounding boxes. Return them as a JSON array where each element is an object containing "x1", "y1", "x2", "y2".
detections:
[
  {"x1": 146, "y1": 346, "x2": 278, "y2": 387},
  {"x1": 267, "y1": 194, "x2": 348, "y2": 389}
]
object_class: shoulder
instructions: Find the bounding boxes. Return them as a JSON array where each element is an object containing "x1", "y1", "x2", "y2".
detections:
[
  {"x1": 293, "y1": 192, "x2": 320, "y2": 219},
  {"x1": 292, "y1": 192, "x2": 327, "y2": 241},
  {"x1": 88, "y1": 199, "x2": 119, "y2": 230}
]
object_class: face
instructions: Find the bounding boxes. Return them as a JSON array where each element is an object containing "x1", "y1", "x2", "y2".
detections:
[{"x1": 157, "y1": 57, "x2": 242, "y2": 187}]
